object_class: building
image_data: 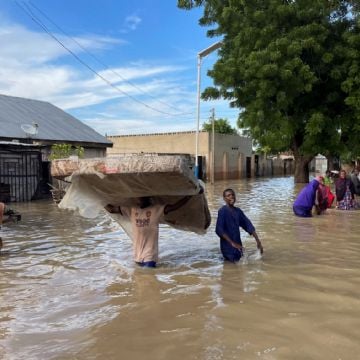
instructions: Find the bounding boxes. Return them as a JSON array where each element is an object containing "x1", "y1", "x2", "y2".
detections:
[
  {"x1": 0, "y1": 94, "x2": 112, "y2": 202},
  {"x1": 310, "y1": 154, "x2": 328, "y2": 174},
  {"x1": 107, "y1": 131, "x2": 253, "y2": 181}
]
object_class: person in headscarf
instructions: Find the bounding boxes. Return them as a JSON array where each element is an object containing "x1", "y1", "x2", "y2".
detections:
[
  {"x1": 322, "y1": 170, "x2": 335, "y2": 208},
  {"x1": 335, "y1": 170, "x2": 355, "y2": 210},
  {"x1": 293, "y1": 176, "x2": 325, "y2": 217}
]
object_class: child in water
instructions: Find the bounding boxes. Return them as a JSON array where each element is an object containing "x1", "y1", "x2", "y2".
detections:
[{"x1": 215, "y1": 188, "x2": 263, "y2": 262}]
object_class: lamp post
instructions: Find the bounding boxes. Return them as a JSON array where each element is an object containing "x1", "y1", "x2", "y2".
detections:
[{"x1": 195, "y1": 41, "x2": 222, "y2": 179}]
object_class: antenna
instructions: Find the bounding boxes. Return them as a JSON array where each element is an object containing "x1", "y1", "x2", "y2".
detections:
[{"x1": 20, "y1": 123, "x2": 39, "y2": 137}]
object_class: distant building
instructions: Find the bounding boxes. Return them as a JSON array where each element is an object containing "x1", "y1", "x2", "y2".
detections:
[
  {"x1": 107, "y1": 131, "x2": 253, "y2": 181},
  {"x1": 310, "y1": 154, "x2": 328, "y2": 174},
  {"x1": 0, "y1": 94, "x2": 112, "y2": 201}
]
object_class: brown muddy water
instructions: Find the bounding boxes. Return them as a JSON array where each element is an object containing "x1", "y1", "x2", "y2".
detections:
[{"x1": 1, "y1": 177, "x2": 360, "y2": 360}]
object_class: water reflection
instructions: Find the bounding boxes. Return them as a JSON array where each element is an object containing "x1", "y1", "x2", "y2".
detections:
[{"x1": 1, "y1": 177, "x2": 360, "y2": 359}]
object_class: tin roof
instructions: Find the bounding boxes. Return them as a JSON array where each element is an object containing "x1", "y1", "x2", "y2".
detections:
[{"x1": 0, "y1": 94, "x2": 112, "y2": 146}]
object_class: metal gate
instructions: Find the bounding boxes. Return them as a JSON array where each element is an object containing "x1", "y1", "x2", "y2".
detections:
[{"x1": 0, "y1": 150, "x2": 42, "y2": 202}]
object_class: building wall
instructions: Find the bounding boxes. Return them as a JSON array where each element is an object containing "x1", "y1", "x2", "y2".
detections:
[
  {"x1": 107, "y1": 132, "x2": 209, "y2": 157},
  {"x1": 83, "y1": 147, "x2": 106, "y2": 158},
  {"x1": 254, "y1": 154, "x2": 294, "y2": 177},
  {"x1": 108, "y1": 132, "x2": 253, "y2": 181},
  {"x1": 310, "y1": 154, "x2": 328, "y2": 174},
  {"x1": 212, "y1": 133, "x2": 253, "y2": 180}
]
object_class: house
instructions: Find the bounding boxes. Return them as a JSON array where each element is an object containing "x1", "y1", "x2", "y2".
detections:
[
  {"x1": 107, "y1": 131, "x2": 253, "y2": 181},
  {"x1": 0, "y1": 94, "x2": 112, "y2": 202}
]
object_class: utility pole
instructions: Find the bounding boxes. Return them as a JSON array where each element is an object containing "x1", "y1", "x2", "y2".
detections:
[{"x1": 211, "y1": 108, "x2": 215, "y2": 184}]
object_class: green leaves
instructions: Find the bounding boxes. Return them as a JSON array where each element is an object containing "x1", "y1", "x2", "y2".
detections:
[
  {"x1": 49, "y1": 144, "x2": 85, "y2": 160},
  {"x1": 202, "y1": 118, "x2": 237, "y2": 134},
  {"x1": 179, "y1": 0, "x2": 359, "y2": 162}
]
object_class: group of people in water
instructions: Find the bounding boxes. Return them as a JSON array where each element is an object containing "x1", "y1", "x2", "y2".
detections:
[
  {"x1": 105, "y1": 186, "x2": 263, "y2": 268},
  {"x1": 293, "y1": 168, "x2": 360, "y2": 217},
  {"x1": 2, "y1": 167, "x2": 359, "y2": 265}
]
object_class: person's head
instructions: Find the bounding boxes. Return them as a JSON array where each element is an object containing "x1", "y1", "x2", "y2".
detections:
[
  {"x1": 339, "y1": 169, "x2": 347, "y2": 179},
  {"x1": 315, "y1": 175, "x2": 324, "y2": 185},
  {"x1": 223, "y1": 188, "x2": 236, "y2": 207},
  {"x1": 136, "y1": 196, "x2": 152, "y2": 208},
  {"x1": 325, "y1": 169, "x2": 331, "y2": 177}
]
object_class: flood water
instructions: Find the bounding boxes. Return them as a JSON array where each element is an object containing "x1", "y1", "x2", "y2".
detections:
[{"x1": 1, "y1": 176, "x2": 360, "y2": 360}]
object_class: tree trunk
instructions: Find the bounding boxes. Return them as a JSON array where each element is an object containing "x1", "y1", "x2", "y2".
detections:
[{"x1": 293, "y1": 154, "x2": 313, "y2": 183}]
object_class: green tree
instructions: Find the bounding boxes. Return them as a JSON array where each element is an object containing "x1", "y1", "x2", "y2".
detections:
[
  {"x1": 178, "y1": 0, "x2": 360, "y2": 182},
  {"x1": 49, "y1": 144, "x2": 84, "y2": 160},
  {"x1": 202, "y1": 118, "x2": 237, "y2": 134}
]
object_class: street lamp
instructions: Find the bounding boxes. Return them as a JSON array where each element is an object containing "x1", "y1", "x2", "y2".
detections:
[{"x1": 195, "y1": 41, "x2": 222, "y2": 179}]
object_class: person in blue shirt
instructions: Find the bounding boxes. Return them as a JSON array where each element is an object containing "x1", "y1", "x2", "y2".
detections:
[{"x1": 216, "y1": 188, "x2": 263, "y2": 262}]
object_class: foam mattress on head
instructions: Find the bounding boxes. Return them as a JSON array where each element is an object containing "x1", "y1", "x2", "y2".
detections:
[
  {"x1": 51, "y1": 154, "x2": 199, "y2": 196},
  {"x1": 51, "y1": 154, "x2": 211, "y2": 234}
]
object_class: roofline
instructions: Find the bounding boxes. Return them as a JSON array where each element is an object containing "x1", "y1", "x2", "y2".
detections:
[
  {"x1": 107, "y1": 130, "x2": 208, "y2": 138},
  {"x1": 0, "y1": 137, "x2": 113, "y2": 148}
]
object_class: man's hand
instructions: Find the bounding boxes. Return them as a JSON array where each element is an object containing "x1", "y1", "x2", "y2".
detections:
[
  {"x1": 257, "y1": 242, "x2": 264, "y2": 254},
  {"x1": 198, "y1": 185, "x2": 204, "y2": 194},
  {"x1": 231, "y1": 241, "x2": 242, "y2": 251}
]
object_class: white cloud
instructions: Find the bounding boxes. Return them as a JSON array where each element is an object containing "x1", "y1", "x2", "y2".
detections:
[
  {"x1": 0, "y1": 16, "x2": 237, "y2": 136},
  {"x1": 0, "y1": 24, "x2": 123, "y2": 66},
  {"x1": 121, "y1": 15, "x2": 142, "y2": 32}
]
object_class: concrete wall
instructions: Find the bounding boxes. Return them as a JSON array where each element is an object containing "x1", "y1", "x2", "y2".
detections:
[
  {"x1": 108, "y1": 132, "x2": 209, "y2": 157},
  {"x1": 310, "y1": 155, "x2": 328, "y2": 174},
  {"x1": 83, "y1": 147, "x2": 107, "y2": 158},
  {"x1": 212, "y1": 133, "x2": 253, "y2": 180},
  {"x1": 108, "y1": 131, "x2": 253, "y2": 181},
  {"x1": 251, "y1": 154, "x2": 294, "y2": 177}
]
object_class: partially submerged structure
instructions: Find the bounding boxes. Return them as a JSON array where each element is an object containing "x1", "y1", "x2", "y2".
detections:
[
  {"x1": 0, "y1": 94, "x2": 112, "y2": 202},
  {"x1": 107, "y1": 131, "x2": 294, "y2": 181},
  {"x1": 107, "y1": 131, "x2": 253, "y2": 181}
]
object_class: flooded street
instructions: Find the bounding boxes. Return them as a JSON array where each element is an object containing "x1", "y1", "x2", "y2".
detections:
[{"x1": 1, "y1": 176, "x2": 360, "y2": 360}]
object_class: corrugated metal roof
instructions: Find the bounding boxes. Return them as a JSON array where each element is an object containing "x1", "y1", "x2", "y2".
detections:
[{"x1": 0, "y1": 94, "x2": 112, "y2": 146}]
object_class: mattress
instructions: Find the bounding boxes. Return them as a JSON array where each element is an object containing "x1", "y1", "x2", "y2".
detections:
[{"x1": 51, "y1": 154, "x2": 211, "y2": 234}]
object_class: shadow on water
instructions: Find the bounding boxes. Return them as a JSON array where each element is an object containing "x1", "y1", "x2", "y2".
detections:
[{"x1": 1, "y1": 177, "x2": 360, "y2": 360}]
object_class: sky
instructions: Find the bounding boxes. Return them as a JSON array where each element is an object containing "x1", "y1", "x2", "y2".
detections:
[{"x1": 0, "y1": 0, "x2": 239, "y2": 136}]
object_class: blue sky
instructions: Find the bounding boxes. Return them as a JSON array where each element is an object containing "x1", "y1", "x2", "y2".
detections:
[{"x1": 0, "y1": 0, "x2": 239, "y2": 135}]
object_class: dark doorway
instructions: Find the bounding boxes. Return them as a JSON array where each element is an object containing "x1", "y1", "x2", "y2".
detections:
[{"x1": 246, "y1": 157, "x2": 251, "y2": 178}]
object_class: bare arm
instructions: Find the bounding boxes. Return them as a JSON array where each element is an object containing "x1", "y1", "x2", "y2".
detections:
[
  {"x1": 251, "y1": 231, "x2": 263, "y2": 254},
  {"x1": 221, "y1": 232, "x2": 243, "y2": 250}
]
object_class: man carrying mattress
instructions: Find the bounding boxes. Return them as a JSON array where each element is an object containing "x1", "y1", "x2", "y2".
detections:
[{"x1": 105, "y1": 192, "x2": 199, "y2": 268}]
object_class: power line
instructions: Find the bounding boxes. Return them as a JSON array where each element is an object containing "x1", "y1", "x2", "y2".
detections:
[
  {"x1": 15, "y1": 0, "x2": 193, "y2": 117},
  {"x1": 27, "y1": 1, "x2": 190, "y2": 114}
]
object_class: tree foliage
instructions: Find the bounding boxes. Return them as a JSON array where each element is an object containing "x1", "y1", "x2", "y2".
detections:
[
  {"x1": 178, "y1": 0, "x2": 360, "y2": 182},
  {"x1": 202, "y1": 117, "x2": 237, "y2": 134},
  {"x1": 49, "y1": 144, "x2": 84, "y2": 160}
]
